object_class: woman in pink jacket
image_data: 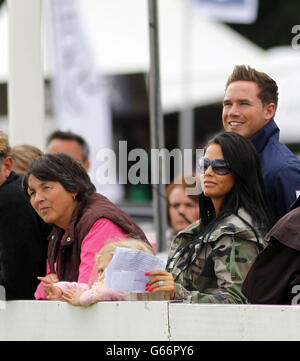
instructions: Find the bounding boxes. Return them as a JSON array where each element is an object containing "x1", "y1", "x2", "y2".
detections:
[
  {"x1": 23, "y1": 153, "x2": 151, "y2": 299},
  {"x1": 42, "y1": 239, "x2": 154, "y2": 306}
]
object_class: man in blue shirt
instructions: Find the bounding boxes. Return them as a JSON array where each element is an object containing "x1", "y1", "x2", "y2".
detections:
[{"x1": 223, "y1": 65, "x2": 300, "y2": 220}]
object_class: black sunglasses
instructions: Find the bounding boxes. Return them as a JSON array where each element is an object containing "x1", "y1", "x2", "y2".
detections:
[{"x1": 199, "y1": 157, "x2": 231, "y2": 175}]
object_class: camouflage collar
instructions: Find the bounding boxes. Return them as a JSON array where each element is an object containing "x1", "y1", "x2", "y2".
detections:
[
  {"x1": 175, "y1": 209, "x2": 262, "y2": 245},
  {"x1": 176, "y1": 219, "x2": 201, "y2": 238},
  {"x1": 204, "y1": 209, "x2": 262, "y2": 244}
]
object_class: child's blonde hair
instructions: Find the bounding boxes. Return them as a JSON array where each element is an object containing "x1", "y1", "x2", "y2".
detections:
[{"x1": 95, "y1": 238, "x2": 154, "y2": 268}]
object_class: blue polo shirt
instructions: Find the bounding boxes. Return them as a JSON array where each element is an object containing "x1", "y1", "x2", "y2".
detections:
[{"x1": 251, "y1": 119, "x2": 300, "y2": 220}]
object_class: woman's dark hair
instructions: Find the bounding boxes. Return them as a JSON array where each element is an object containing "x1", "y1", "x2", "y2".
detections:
[
  {"x1": 199, "y1": 131, "x2": 275, "y2": 237},
  {"x1": 23, "y1": 153, "x2": 96, "y2": 201}
]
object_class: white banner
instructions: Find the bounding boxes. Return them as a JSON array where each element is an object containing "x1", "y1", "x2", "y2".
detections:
[
  {"x1": 193, "y1": 0, "x2": 258, "y2": 24},
  {"x1": 48, "y1": 0, "x2": 123, "y2": 202}
]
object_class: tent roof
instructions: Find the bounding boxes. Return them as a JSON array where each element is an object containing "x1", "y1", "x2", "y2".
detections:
[
  {"x1": 55, "y1": 0, "x2": 267, "y2": 112},
  {"x1": 0, "y1": 0, "x2": 266, "y2": 111},
  {"x1": 1, "y1": 0, "x2": 300, "y2": 142}
]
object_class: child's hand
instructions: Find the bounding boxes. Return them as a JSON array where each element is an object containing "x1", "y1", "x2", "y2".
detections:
[
  {"x1": 38, "y1": 274, "x2": 59, "y2": 296},
  {"x1": 46, "y1": 285, "x2": 63, "y2": 300},
  {"x1": 62, "y1": 289, "x2": 83, "y2": 306}
]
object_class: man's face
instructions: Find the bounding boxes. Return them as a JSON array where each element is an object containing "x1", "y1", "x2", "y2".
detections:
[
  {"x1": 0, "y1": 156, "x2": 13, "y2": 187},
  {"x1": 46, "y1": 139, "x2": 90, "y2": 171},
  {"x1": 222, "y1": 80, "x2": 275, "y2": 139}
]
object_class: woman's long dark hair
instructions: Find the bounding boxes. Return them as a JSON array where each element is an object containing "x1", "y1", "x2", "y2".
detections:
[
  {"x1": 23, "y1": 153, "x2": 96, "y2": 201},
  {"x1": 166, "y1": 131, "x2": 275, "y2": 271},
  {"x1": 199, "y1": 132, "x2": 275, "y2": 238}
]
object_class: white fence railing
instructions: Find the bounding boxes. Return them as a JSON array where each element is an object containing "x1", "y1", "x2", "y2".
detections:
[{"x1": 1, "y1": 300, "x2": 300, "y2": 341}]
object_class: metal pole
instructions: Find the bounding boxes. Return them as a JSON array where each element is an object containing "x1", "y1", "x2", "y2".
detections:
[
  {"x1": 148, "y1": 0, "x2": 167, "y2": 253},
  {"x1": 179, "y1": 0, "x2": 194, "y2": 162},
  {"x1": 7, "y1": 0, "x2": 44, "y2": 149}
]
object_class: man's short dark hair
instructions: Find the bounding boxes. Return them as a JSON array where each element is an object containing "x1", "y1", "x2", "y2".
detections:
[
  {"x1": 46, "y1": 130, "x2": 90, "y2": 161},
  {"x1": 226, "y1": 65, "x2": 279, "y2": 109}
]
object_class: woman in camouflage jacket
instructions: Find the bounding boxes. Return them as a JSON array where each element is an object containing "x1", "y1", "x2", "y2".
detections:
[{"x1": 147, "y1": 132, "x2": 275, "y2": 303}]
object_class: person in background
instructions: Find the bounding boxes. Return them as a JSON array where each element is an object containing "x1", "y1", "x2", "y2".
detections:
[
  {"x1": 222, "y1": 65, "x2": 300, "y2": 220},
  {"x1": 145, "y1": 132, "x2": 274, "y2": 303},
  {"x1": 46, "y1": 129, "x2": 90, "y2": 171},
  {"x1": 0, "y1": 131, "x2": 50, "y2": 300},
  {"x1": 165, "y1": 173, "x2": 200, "y2": 245},
  {"x1": 46, "y1": 129, "x2": 124, "y2": 203},
  {"x1": 43, "y1": 239, "x2": 154, "y2": 306},
  {"x1": 23, "y1": 153, "x2": 151, "y2": 300},
  {"x1": 11, "y1": 144, "x2": 43, "y2": 173}
]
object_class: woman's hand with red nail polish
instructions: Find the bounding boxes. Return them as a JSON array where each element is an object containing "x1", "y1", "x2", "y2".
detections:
[{"x1": 145, "y1": 270, "x2": 175, "y2": 299}]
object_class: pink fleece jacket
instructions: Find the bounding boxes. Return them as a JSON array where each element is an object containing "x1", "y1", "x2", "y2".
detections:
[{"x1": 35, "y1": 218, "x2": 127, "y2": 299}]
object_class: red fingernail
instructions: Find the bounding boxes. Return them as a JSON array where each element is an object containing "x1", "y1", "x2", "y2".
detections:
[
  {"x1": 149, "y1": 288, "x2": 154, "y2": 292},
  {"x1": 145, "y1": 272, "x2": 150, "y2": 276},
  {"x1": 145, "y1": 287, "x2": 149, "y2": 291},
  {"x1": 145, "y1": 282, "x2": 149, "y2": 287}
]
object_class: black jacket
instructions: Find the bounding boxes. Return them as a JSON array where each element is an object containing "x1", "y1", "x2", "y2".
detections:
[
  {"x1": 0, "y1": 171, "x2": 50, "y2": 300},
  {"x1": 242, "y1": 207, "x2": 300, "y2": 304}
]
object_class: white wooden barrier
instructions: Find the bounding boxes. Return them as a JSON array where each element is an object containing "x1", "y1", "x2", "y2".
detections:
[{"x1": 1, "y1": 301, "x2": 300, "y2": 341}]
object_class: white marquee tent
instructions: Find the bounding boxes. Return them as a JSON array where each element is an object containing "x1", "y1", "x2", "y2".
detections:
[{"x1": 0, "y1": 0, "x2": 299, "y2": 142}]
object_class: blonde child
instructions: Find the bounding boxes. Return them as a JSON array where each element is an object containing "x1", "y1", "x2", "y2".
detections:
[{"x1": 44, "y1": 239, "x2": 154, "y2": 306}]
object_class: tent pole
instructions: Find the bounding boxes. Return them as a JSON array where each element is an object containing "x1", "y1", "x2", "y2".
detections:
[
  {"x1": 7, "y1": 0, "x2": 44, "y2": 149},
  {"x1": 179, "y1": 0, "x2": 194, "y2": 165},
  {"x1": 148, "y1": 0, "x2": 167, "y2": 253}
]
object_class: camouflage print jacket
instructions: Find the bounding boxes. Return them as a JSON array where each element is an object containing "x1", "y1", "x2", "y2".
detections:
[{"x1": 166, "y1": 208, "x2": 265, "y2": 304}]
